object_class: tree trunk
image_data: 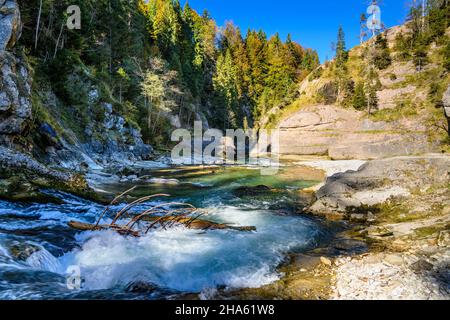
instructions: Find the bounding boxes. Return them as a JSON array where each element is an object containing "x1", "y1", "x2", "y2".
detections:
[
  {"x1": 53, "y1": 22, "x2": 64, "y2": 58},
  {"x1": 35, "y1": 0, "x2": 43, "y2": 50}
]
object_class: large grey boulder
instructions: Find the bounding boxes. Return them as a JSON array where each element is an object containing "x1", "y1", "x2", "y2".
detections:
[
  {"x1": 443, "y1": 86, "x2": 450, "y2": 136},
  {"x1": 308, "y1": 155, "x2": 450, "y2": 217},
  {"x1": 0, "y1": 0, "x2": 22, "y2": 52}
]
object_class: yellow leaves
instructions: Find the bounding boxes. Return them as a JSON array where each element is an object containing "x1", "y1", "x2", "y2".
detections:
[{"x1": 117, "y1": 67, "x2": 129, "y2": 81}]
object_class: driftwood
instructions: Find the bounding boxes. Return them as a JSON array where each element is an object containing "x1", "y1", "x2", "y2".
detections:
[
  {"x1": 139, "y1": 216, "x2": 256, "y2": 232},
  {"x1": 67, "y1": 188, "x2": 256, "y2": 236},
  {"x1": 68, "y1": 217, "x2": 256, "y2": 234},
  {"x1": 68, "y1": 221, "x2": 140, "y2": 237}
]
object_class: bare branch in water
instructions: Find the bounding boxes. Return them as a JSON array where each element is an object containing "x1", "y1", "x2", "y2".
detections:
[
  {"x1": 94, "y1": 186, "x2": 137, "y2": 228},
  {"x1": 69, "y1": 189, "x2": 256, "y2": 237}
]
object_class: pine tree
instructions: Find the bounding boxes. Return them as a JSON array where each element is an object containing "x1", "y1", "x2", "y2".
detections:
[
  {"x1": 334, "y1": 26, "x2": 350, "y2": 105},
  {"x1": 367, "y1": 85, "x2": 378, "y2": 114},
  {"x1": 246, "y1": 29, "x2": 267, "y2": 101},
  {"x1": 353, "y1": 83, "x2": 367, "y2": 110},
  {"x1": 213, "y1": 49, "x2": 239, "y2": 128},
  {"x1": 335, "y1": 26, "x2": 348, "y2": 70},
  {"x1": 373, "y1": 34, "x2": 392, "y2": 70}
]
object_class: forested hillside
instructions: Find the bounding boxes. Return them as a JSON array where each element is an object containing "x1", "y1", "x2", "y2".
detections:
[
  {"x1": 268, "y1": 0, "x2": 450, "y2": 158},
  {"x1": 268, "y1": 0, "x2": 449, "y2": 125},
  {"x1": 17, "y1": 0, "x2": 319, "y2": 151}
]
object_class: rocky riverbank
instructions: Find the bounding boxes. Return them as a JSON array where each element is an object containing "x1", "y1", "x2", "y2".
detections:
[
  {"x1": 304, "y1": 154, "x2": 450, "y2": 300},
  {"x1": 217, "y1": 154, "x2": 449, "y2": 300},
  {"x1": 0, "y1": 145, "x2": 99, "y2": 203}
]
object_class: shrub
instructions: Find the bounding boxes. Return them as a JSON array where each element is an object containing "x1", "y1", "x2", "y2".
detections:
[{"x1": 444, "y1": 42, "x2": 450, "y2": 72}]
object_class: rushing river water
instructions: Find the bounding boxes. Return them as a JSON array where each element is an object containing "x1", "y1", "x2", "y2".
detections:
[{"x1": 0, "y1": 164, "x2": 333, "y2": 299}]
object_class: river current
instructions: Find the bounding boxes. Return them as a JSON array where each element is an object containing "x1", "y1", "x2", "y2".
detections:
[{"x1": 0, "y1": 165, "x2": 330, "y2": 299}]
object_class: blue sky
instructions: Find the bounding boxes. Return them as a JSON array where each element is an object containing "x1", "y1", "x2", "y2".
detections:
[{"x1": 186, "y1": 0, "x2": 412, "y2": 62}]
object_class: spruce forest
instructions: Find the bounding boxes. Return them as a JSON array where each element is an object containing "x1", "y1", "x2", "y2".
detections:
[{"x1": 19, "y1": 0, "x2": 320, "y2": 146}]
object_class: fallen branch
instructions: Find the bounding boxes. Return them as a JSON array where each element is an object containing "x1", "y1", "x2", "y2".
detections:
[
  {"x1": 68, "y1": 189, "x2": 257, "y2": 237},
  {"x1": 141, "y1": 216, "x2": 257, "y2": 232}
]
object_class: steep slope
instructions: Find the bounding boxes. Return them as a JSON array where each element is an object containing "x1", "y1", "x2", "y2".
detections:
[
  {"x1": 268, "y1": 19, "x2": 450, "y2": 159},
  {"x1": 1, "y1": 0, "x2": 154, "y2": 172}
]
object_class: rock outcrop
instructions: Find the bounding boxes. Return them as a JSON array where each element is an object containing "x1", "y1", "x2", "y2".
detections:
[
  {"x1": 273, "y1": 22, "x2": 448, "y2": 160},
  {"x1": 307, "y1": 154, "x2": 450, "y2": 217},
  {"x1": 443, "y1": 86, "x2": 450, "y2": 136},
  {"x1": 0, "y1": 146, "x2": 95, "y2": 202},
  {"x1": 0, "y1": 0, "x2": 32, "y2": 145},
  {"x1": 0, "y1": 52, "x2": 32, "y2": 140},
  {"x1": 0, "y1": 0, "x2": 21, "y2": 51},
  {"x1": 278, "y1": 105, "x2": 437, "y2": 159}
]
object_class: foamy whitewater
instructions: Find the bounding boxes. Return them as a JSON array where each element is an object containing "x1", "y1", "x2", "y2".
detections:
[
  {"x1": 57, "y1": 206, "x2": 318, "y2": 292},
  {"x1": 0, "y1": 166, "x2": 324, "y2": 299}
]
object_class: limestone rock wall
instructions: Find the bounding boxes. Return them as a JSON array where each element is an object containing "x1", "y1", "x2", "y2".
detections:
[
  {"x1": 278, "y1": 105, "x2": 438, "y2": 160},
  {"x1": 0, "y1": 0, "x2": 21, "y2": 51},
  {"x1": 0, "y1": 0, "x2": 32, "y2": 145}
]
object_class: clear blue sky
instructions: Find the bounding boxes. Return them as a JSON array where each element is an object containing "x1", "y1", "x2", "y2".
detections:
[{"x1": 186, "y1": 0, "x2": 412, "y2": 62}]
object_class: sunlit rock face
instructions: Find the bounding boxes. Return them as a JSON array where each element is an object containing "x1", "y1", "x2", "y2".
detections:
[
  {"x1": 0, "y1": 0, "x2": 32, "y2": 145},
  {"x1": 443, "y1": 86, "x2": 450, "y2": 136},
  {"x1": 277, "y1": 104, "x2": 437, "y2": 160}
]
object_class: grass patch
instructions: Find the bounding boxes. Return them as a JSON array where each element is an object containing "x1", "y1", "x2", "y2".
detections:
[
  {"x1": 414, "y1": 224, "x2": 447, "y2": 238},
  {"x1": 370, "y1": 97, "x2": 419, "y2": 122}
]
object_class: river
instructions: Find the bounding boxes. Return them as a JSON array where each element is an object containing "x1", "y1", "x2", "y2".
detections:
[{"x1": 0, "y1": 164, "x2": 336, "y2": 299}]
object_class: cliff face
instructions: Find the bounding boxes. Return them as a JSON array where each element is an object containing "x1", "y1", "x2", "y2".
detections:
[
  {"x1": 0, "y1": 1, "x2": 153, "y2": 171},
  {"x1": 278, "y1": 104, "x2": 436, "y2": 159},
  {"x1": 0, "y1": 0, "x2": 32, "y2": 146},
  {"x1": 0, "y1": 0, "x2": 21, "y2": 51},
  {"x1": 272, "y1": 24, "x2": 450, "y2": 159}
]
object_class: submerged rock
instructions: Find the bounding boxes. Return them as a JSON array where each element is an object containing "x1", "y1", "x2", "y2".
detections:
[
  {"x1": 147, "y1": 177, "x2": 180, "y2": 185},
  {"x1": 125, "y1": 281, "x2": 158, "y2": 294},
  {"x1": 8, "y1": 242, "x2": 41, "y2": 261},
  {"x1": 233, "y1": 185, "x2": 272, "y2": 197}
]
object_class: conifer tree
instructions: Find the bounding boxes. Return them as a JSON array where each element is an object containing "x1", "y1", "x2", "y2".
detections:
[
  {"x1": 373, "y1": 34, "x2": 392, "y2": 70},
  {"x1": 335, "y1": 26, "x2": 348, "y2": 70},
  {"x1": 353, "y1": 83, "x2": 367, "y2": 110}
]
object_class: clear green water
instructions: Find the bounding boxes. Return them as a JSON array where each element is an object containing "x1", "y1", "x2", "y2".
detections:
[{"x1": 0, "y1": 164, "x2": 328, "y2": 299}]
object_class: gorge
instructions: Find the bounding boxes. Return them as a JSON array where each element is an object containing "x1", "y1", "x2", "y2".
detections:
[{"x1": 0, "y1": 0, "x2": 449, "y2": 300}]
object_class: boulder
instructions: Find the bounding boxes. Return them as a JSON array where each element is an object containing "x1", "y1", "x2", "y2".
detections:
[
  {"x1": 233, "y1": 185, "x2": 272, "y2": 197},
  {"x1": 308, "y1": 155, "x2": 450, "y2": 217},
  {"x1": 410, "y1": 259, "x2": 434, "y2": 272},
  {"x1": 443, "y1": 86, "x2": 450, "y2": 136}
]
